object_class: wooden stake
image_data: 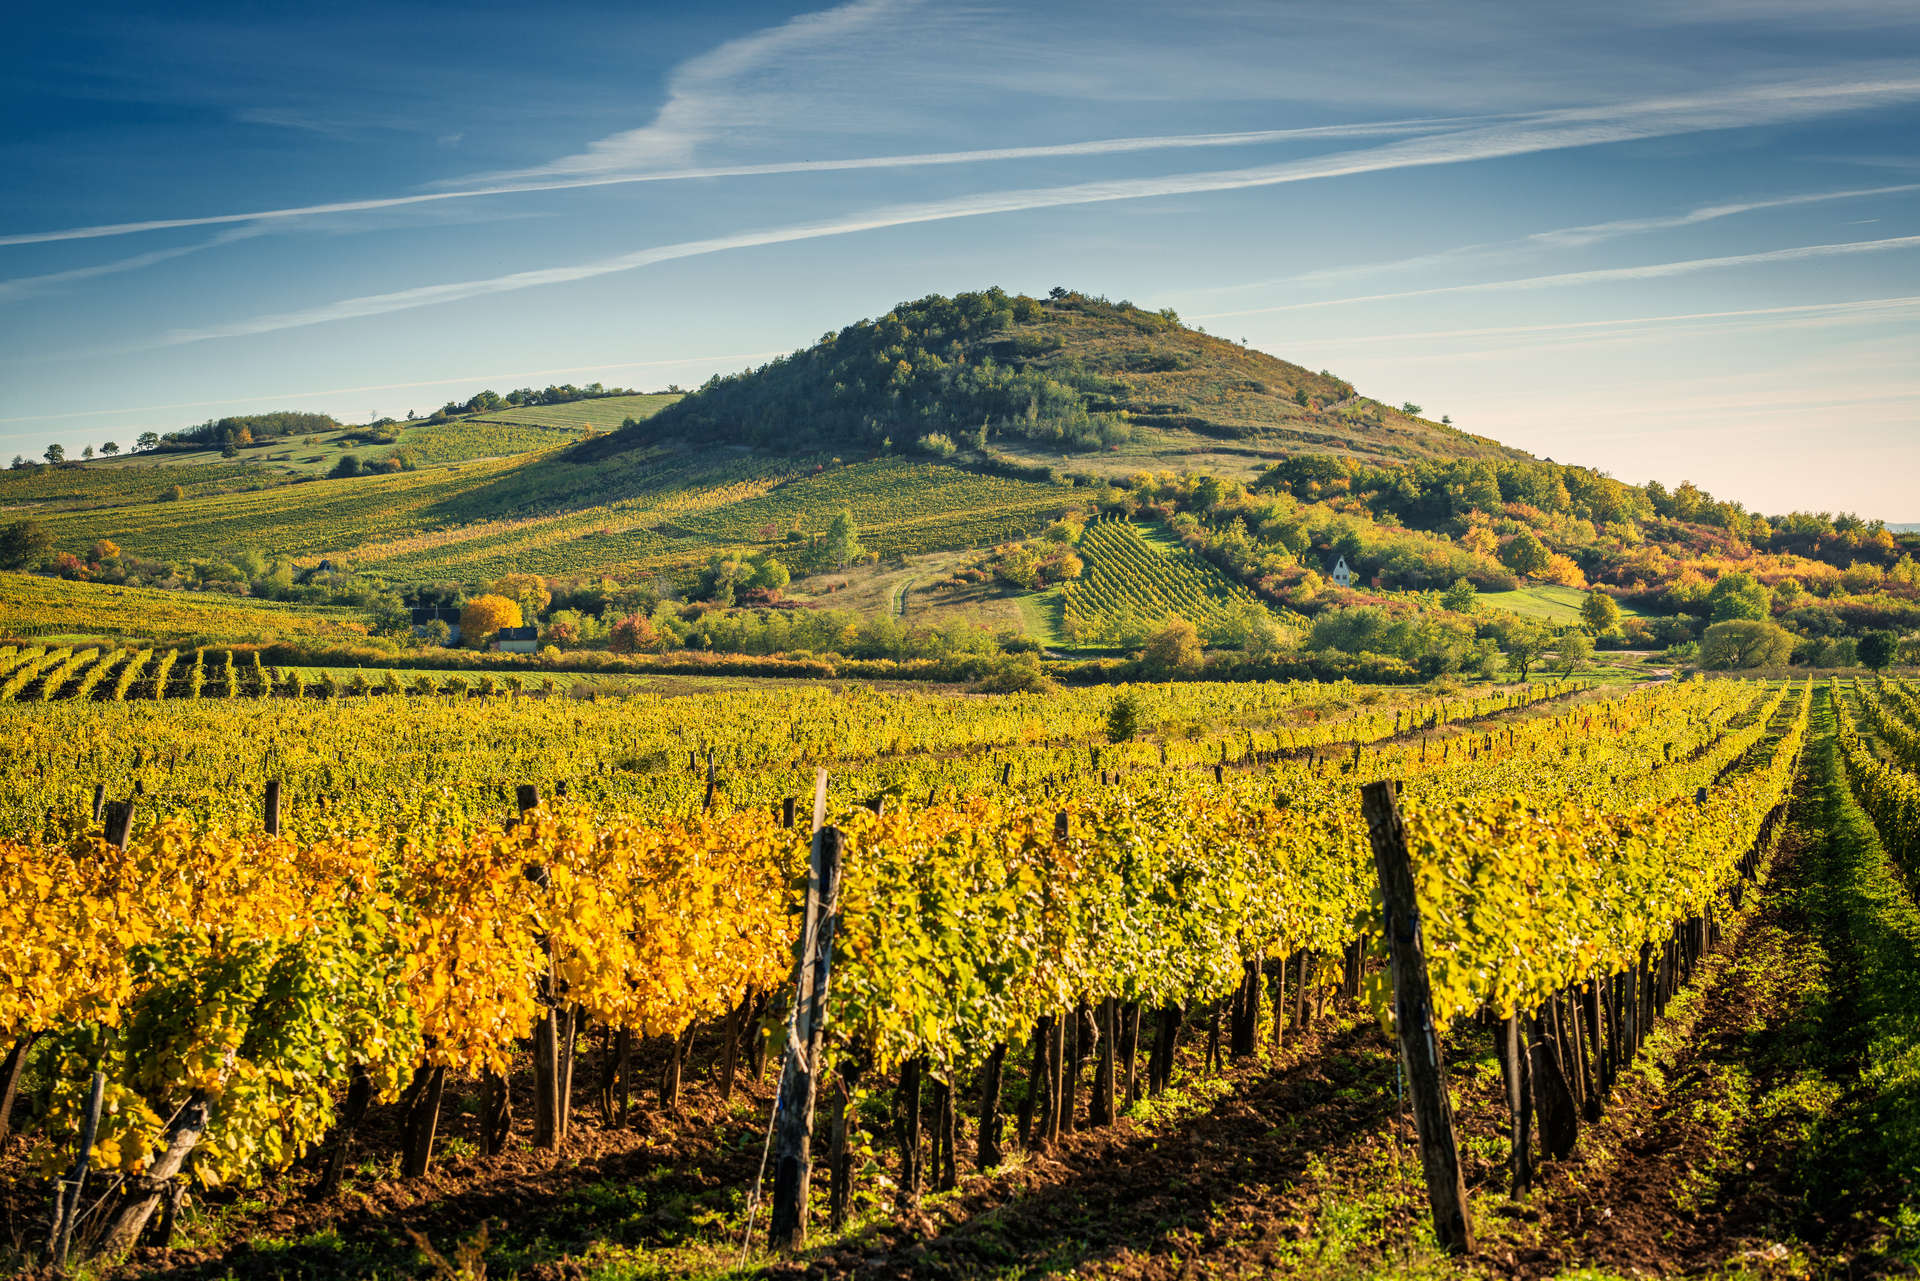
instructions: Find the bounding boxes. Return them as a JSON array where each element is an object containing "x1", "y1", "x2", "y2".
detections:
[
  {"x1": 1360, "y1": 779, "x2": 1474, "y2": 1255},
  {"x1": 768, "y1": 823, "x2": 845, "y2": 1250}
]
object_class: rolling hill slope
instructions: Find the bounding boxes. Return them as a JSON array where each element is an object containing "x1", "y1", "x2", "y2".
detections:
[{"x1": 591, "y1": 287, "x2": 1530, "y2": 473}]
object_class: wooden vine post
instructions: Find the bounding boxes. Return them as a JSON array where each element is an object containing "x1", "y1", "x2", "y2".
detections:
[
  {"x1": 769, "y1": 772, "x2": 844, "y2": 1251},
  {"x1": 1360, "y1": 779, "x2": 1474, "y2": 1256}
]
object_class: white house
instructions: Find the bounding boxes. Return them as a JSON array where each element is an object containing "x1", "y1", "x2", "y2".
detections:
[
  {"x1": 1329, "y1": 555, "x2": 1353, "y2": 589},
  {"x1": 490, "y1": 626, "x2": 539, "y2": 654}
]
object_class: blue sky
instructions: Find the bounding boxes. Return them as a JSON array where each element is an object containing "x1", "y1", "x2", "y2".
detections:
[{"x1": 3, "y1": 0, "x2": 1917, "y2": 519}]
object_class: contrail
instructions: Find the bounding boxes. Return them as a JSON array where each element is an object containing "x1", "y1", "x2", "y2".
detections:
[
  {"x1": 1190, "y1": 233, "x2": 1920, "y2": 318},
  {"x1": 151, "y1": 74, "x2": 1920, "y2": 346},
  {"x1": 0, "y1": 119, "x2": 1470, "y2": 248}
]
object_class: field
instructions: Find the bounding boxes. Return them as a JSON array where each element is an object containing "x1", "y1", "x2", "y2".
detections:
[
  {"x1": 1480, "y1": 582, "x2": 1648, "y2": 624},
  {"x1": 464, "y1": 392, "x2": 681, "y2": 431},
  {"x1": 8, "y1": 669, "x2": 1918, "y2": 1277},
  {"x1": 0, "y1": 395, "x2": 680, "y2": 519}
]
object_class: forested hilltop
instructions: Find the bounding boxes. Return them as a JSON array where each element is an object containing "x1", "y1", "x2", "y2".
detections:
[{"x1": 590, "y1": 288, "x2": 1528, "y2": 466}]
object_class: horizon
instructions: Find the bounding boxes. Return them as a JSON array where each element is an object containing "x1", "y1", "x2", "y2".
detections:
[{"x1": 4, "y1": 1, "x2": 1917, "y2": 521}]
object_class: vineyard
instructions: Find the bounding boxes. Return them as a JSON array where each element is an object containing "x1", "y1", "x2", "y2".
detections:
[
  {"x1": 7, "y1": 666, "x2": 1914, "y2": 1278},
  {"x1": 29, "y1": 450, "x2": 1071, "y2": 587},
  {"x1": 1060, "y1": 517, "x2": 1282, "y2": 645},
  {"x1": 0, "y1": 643, "x2": 574, "y2": 709},
  {"x1": 0, "y1": 572, "x2": 373, "y2": 647}
]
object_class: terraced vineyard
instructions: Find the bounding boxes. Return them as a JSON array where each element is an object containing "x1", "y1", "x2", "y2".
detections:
[{"x1": 1060, "y1": 517, "x2": 1278, "y2": 645}]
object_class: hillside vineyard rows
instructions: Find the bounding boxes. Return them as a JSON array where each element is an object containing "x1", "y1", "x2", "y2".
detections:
[
  {"x1": 1060, "y1": 516, "x2": 1271, "y2": 644},
  {"x1": 2, "y1": 669, "x2": 1846, "y2": 1264}
]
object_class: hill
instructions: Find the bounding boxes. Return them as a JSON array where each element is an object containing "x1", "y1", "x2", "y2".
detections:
[
  {"x1": 587, "y1": 288, "x2": 1531, "y2": 477},
  {"x1": 4, "y1": 287, "x2": 1914, "y2": 677}
]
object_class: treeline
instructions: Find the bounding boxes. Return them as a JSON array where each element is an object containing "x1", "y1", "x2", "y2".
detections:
[
  {"x1": 427, "y1": 382, "x2": 638, "y2": 421},
  {"x1": 162, "y1": 411, "x2": 342, "y2": 450},
  {"x1": 1260, "y1": 453, "x2": 1907, "y2": 571}
]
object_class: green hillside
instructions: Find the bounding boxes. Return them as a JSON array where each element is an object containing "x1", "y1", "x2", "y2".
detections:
[{"x1": 594, "y1": 287, "x2": 1531, "y2": 473}]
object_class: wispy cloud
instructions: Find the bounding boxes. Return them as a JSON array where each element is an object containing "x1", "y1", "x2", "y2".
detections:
[
  {"x1": 1191, "y1": 232, "x2": 1920, "y2": 318},
  {"x1": 1279, "y1": 294, "x2": 1920, "y2": 347},
  {"x1": 144, "y1": 74, "x2": 1920, "y2": 346},
  {"x1": 0, "y1": 119, "x2": 1468, "y2": 249},
  {"x1": 1199, "y1": 180, "x2": 1920, "y2": 292},
  {"x1": 0, "y1": 228, "x2": 262, "y2": 303},
  {"x1": 471, "y1": 0, "x2": 913, "y2": 181}
]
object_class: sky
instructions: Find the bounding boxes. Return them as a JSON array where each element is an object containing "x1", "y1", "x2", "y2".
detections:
[{"x1": 2, "y1": 1, "x2": 1917, "y2": 521}]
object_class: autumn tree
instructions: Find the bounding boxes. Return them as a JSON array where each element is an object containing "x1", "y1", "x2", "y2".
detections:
[
  {"x1": 1142, "y1": 617, "x2": 1203, "y2": 675},
  {"x1": 1699, "y1": 619, "x2": 1792, "y2": 670},
  {"x1": 0, "y1": 520, "x2": 52, "y2": 570},
  {"x1": 1503, "y1": 620, "x2": 1549, "y2": 680},
  {"x1": 1555, "y1": 628, "x2": 1593, "y2": 680},
  {"x1": 459, "y1": 593, "x2": 522, "y2": 648},
  {"x1": 609, "y1": 614, "x2": 659, "y2": 653},
  {"x1": 822, "y1": 509, "x2": 864, "y2": 568},
  {"x1": 1580, "y1": 589, "x2": 1622, "y2": 634},
  {"x1": 487, "y1": 572, "x2": 552, "y2": 619},
  {"x1": 1500, "y1": 530, "x2": 1550, "y2": 578}
]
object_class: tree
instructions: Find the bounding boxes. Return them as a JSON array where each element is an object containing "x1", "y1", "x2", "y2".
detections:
[
  {"x1": 1580, "y1": 589, "x2": 1622, "y2": 634},
  {"x1": 1699, "y1": 619, "x2": 1792, "y2": 670},
  {"x1": 1707, "y1": 571, "x2": 1771, "y2": 622},
  {"x1": 88, "y1": 539, "x2": 120, "y2": 564},
  {"x1": 486, "y1": 572, "x2": 552, "y2": 619},
  {"x1": 1500, "y1": 530, "x2": 1551, "y2": 578},
  {"x1": 44, "y1": 443, "x2": 65, "y2": 465},
  {"x1": 1400, "y1": 402, "x2": 1423, "y2": 416},
  {"x1": 330, "y1": 454, "x2": 362, "y2": 478},
  {"x1": 1504, "y1": 620, "x2": 1549, "y2": 680},
  {"x1": 136, "y1": 432, "x2": 160, "y2": 452},
  {"x1": 1555, "y1": 629, "x2": 1593, "y2": 680},
  {"x1": 0, "y1": 519, "x2": 53, "y2": 570},
  {"x1": 747, "y1": 551, "x2": 790, "y2": 594},
  {"x1": 1106, "y1": 691, "x2": 1144, "y2": 742},
  {"x1": 1442, "y1": 577, "x2": 1477, "y2": 613},
  {"x1": 82, "y1": 445, "x2": 95, "y2": 460},
  {"x1": 101, "y1": 441, "x2": 120, "y2": 456},
  {"x1": 459, "y1": 594, "x2": 522, "y2": 648},
  {"x1": 609, "y1": 614, "x2": 659, "y2": 654},
  {"x1": 161, "y1": 484, "x2": 185, "y2": 502},
  {"x1": 822, "y1": 509, "x2": 863, "y2": 568},
  {"x1": 1860, "y1": 629, "x2": 1899, "y2": 671},
  {"x1": 1142, "y1": 618, "x2": 1203, "y2": 675}
]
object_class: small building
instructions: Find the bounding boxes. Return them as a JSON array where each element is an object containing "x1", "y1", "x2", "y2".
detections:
[
  {"x1": 1328, "y1": 555, "x2": 1353, "y2": 589},
  {"x1": 409, "y1": 604, "x2": 462, "y2": 644},
  {"x1": 490, "y1": 626, "x2": 539, "y2": 654}
]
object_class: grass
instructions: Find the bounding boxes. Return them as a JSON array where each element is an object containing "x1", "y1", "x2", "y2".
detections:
[
  {"x1": 465, "y1": 392, "x2": 682, "y2": 431},
  {"x1": 1479, "y1": 582, "x2": 1647, "y2": 624},
  {"x1": 1805, "y1": 687, "x2": 1920, "y2": 1263}
]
